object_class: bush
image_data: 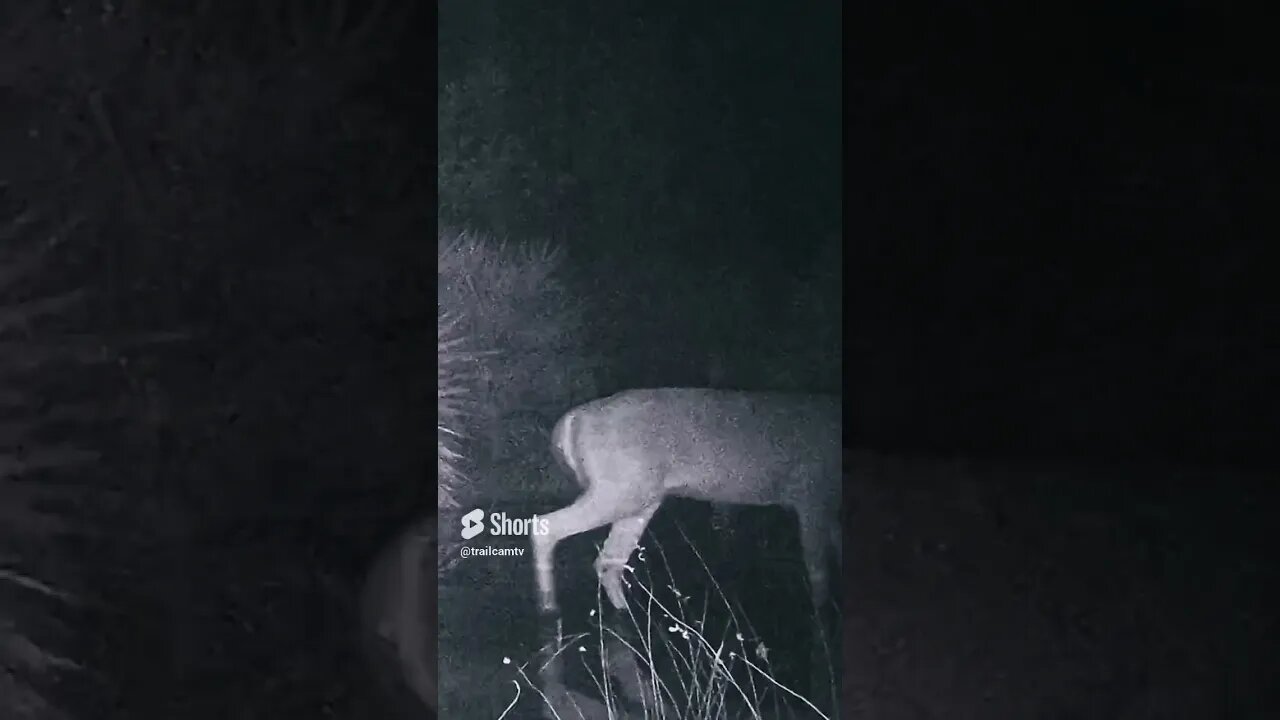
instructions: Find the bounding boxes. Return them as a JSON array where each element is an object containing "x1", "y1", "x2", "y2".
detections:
[{"x1": 437, "y1": 228, "x2": 592, "y2": 565}]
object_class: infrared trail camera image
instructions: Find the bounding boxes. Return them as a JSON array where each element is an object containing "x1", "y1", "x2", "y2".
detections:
[
  {"x1": 5, "y1": 1, "x2": 1279, "y2": 720},
  {"x1": 433, "y1": 3, "x2": 842, "y2": 716}
]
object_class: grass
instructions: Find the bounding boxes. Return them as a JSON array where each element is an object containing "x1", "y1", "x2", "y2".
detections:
[{"x1": 476, "y1": 519, "x2": 840, "y2": 720}]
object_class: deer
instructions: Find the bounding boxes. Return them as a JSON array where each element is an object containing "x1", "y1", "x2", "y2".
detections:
[{"x1": 530, "y1": 388, "x2": 842, "y2": 631}]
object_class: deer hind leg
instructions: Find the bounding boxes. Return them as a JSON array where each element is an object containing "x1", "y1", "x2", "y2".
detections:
[
  {"x1": 798, "y1": 508, "x2": 841, "y2": 711},
  {"x1": 594, "y1": 501, "x2": 661, "y2": 610},
  {"x1": 710, "y1": 503, "x2": 734, "y2": 535},
  {"x1": 797, "y1": 512, "x2": 832, "y2": 615},
  {"x1": 531, "y1": 488, "x2": 653, "y2": 617}
]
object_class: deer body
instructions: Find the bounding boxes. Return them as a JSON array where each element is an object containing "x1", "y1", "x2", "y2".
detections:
[{"x1": 532, "y1": 388, "x2": 842, "y2": 617}]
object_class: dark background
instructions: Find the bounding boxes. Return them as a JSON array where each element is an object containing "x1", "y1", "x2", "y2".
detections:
[{"x1": 851, "y1": 4, "x2": 1277, "y2": 471}]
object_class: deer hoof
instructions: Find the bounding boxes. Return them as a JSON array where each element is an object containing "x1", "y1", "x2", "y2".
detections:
[
  {"x1": 604, "y1": 577, "x2": 627, "y2": 610},
  {"x1": 600, "y1": 568, "x2": 628, "y2": 609},
  {"x1": 593, "y1": 557, "x2": 630, "y2": 610}
]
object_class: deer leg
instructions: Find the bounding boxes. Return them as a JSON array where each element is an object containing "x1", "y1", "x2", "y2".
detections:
[
  {"x1": 531, "y1": 489, "x2": 650, "y2": 617},
  {"x1": 594, "y1": 501, "x2": 661, "y2": 610},
  {"x1": 709, "y1": 503, "x2": 737, "y2": 569},
  {"x1": 710, "y1": 503, "x2": 734, "y2": 534},
  {"x1": 798, "y1": 510, "x2": 839, "y2": 708},
  {"x1": 797, "y1": 513, "x2": 831, "y2": 615}
]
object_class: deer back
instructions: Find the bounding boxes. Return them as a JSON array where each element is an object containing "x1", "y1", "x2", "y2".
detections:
[{"x1": 551, "y1": 389, "x2": 841, "y2": 508}]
